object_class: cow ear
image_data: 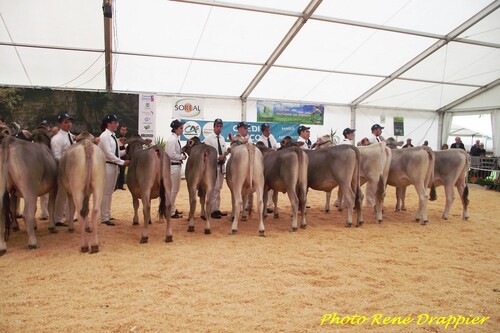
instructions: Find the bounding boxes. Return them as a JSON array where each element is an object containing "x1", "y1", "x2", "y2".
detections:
[{"x1": 295, "y1": 141, "x2": 305, "y2": 147}]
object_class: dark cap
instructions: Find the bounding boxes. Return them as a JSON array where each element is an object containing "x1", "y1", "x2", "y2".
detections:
[
  {"x1": 170, "y1": 119, "x2": 185, "y2": 129},
  {"x1": 297, "y1": 125, "x2": 310, "y2": 135},
  {"x1": 214, "y1": 118, "x2": 223, "y2": 126},
  {"x1": 260, "y1": 123, "x2": 270, "y2": 131},
  {"x1": 237, "y1": 121, "x2": 249, "y2": 129},
  {"x1": 371, "y1": 124, "x2": 384, "y2": 131},
  {"x1": 102, "y1": 114, "x2": 119, "y2": 123},
  {"x1": 406, "y1": 138, "x2": 412, "y2": 141},
  {"x1": 57, "y1": 113, "x2": 73, "y2": 122},
  {"x1": 38, "y1": 120, "x2": 52, "y2": 128},
  {"x1": 342, "y1": 127, "x2": 356, "y2": 136}
]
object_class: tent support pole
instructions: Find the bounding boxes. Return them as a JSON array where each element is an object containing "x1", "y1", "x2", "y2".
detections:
[{"x1": 103, "y1": 0, "x2": 113, "y2": 92}]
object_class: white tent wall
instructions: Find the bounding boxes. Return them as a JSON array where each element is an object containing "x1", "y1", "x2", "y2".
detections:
[
  {"x1": 355, "y1": 107, "x2": 439, "y2": 149},
  {"x1": 492, "y1": 109, "x2": 500, "y2": 156}
]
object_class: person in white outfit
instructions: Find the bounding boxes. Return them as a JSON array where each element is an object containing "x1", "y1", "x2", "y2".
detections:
[
  {"x1": 98, "y1": 114, "x2": 129, "y2": 226},
  {"x1": 297, "y1": 125, "x2": 312, "y2": 149},
  {"x1": 166, "y1": 119, "x2": 187, "y2": 218},
  {"x1": 203, "y1": 118, "x2": 228, "y2": 219},
  {"x1": 340, "y1": 127, "x2": 355, "y2": 145},
  {"x1": 257, "y1": 122, "x2": 279, "y2": 213},
  {"x1": 51, "y1": 113, "x2": 75, "y2": 227},
  {"x1": 367, "y1": 124, "x2": 384, "y2": 144}
]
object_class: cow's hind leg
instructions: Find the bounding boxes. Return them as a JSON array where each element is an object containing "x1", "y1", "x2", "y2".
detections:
[
  {"x1": 458, "y1": 182, "x2": 469, "y2": 221},
  {"x1": 90, "y1": 190, "x2": 102, "y2": 253},
  {"x1": 72, "y1": 192, "x2": 89, "y2": 252},
  {"x1": 23, "y1": 195, "x2": 39, "y2": 249},
  {"x1": 203, "y1": 187, "x2": 213, "y2": 235},
  {"x1": 67, "y1": 193, "x2": 77, "y2": 233},
  {"x1": 441, "y1": 184, "x2": 455, "y2": 220},
  {"x1": 187, "y1": 185, "x2": 197, "y2": 232},
  {"x1": 140, "y1": 194, "x2": 152, "y2": 243},
  {"x1": 413, "y1": 183, "x2": 429, "y2": 225},
  {"x1": 132, "y1": 195, "x2": 140, "y2": 225},
  {"x1": 287, "y1": 190, "x2": 299, "y2": 232}
]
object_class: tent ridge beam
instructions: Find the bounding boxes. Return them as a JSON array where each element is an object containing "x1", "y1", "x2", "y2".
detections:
[
  {"x1": 0, "y1": 41, "x2": 103, "y2": 53},
  {"x1": 351, "y1": 1, "x2": 500, "y2": 107},
  {"x1": 438, "y1": 78, "x2": 500, "y2": 112},
  {"x1": 240, "y1": 0, "x2": 323, "y2": 101}
]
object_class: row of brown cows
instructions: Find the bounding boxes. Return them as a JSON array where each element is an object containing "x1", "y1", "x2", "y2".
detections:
[{"x1": 0, "y1": 128, "x2": 470, "y2": 256}]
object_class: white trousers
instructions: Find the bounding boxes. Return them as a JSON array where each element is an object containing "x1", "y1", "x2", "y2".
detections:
[
  {"x1": 101, "y1": 163, "x2": 119, "y2": 222},
  {"x1": 54, "y1": 188, "x2": 70, "y2": 223},
  {"x1": 210, "y1": 168, "x2": 224, "y2": 213},
  {"x1": 170, "y1": 165, "x2": 182, "y2": 215}
]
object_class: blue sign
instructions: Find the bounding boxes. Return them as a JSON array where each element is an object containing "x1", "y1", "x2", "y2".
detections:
[{"x1": 180, "y1": 119, "x2": 300, "y2": 143}]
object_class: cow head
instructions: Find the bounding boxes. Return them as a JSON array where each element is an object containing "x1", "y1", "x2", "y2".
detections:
[
  {"x1": 313, "y1": 134, "x2": 334, "y2": 149},
  {"x1": 385, "y1": 137, "x2": 404, "y2": 149},
  {"x1": 279, "y1": 136, "x2": 304, "y2": 150},
  {"x1": 255, "y1": 141, "x2": 274, "y2": 155},
  {"x1": 182, "y1": 136, "x2": 202, "y2": 155},
  {"x1": 126, "y1": 134, "x2": 152, "y2": 159}
]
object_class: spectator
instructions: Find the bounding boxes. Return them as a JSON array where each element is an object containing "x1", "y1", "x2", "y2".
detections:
[
  {"x1": 115, "y1": 124, "x2": 128, "y2": 190},
  {"x1": 422, "y1": 140, "x2": 429, "y2": 147},
  {"x1": 441, "y1": 143, "x2": 449, "y2": 150},
  {"x1": 479, "y1": 143, "x2": 486, "y2": 156},
  {"x1": 402, "y1": 138, "x2": 414, "y2": 148},
  {"x1": 450, "y1": 136, "x2": 465, "y2": 150},
  {"x1": 469, "y1": 139, "x2": 481, "y2": 156}
]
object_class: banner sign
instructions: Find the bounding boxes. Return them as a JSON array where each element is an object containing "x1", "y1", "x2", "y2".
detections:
[
  {"x1": 257, "y1": 101, "x2": 324, "y2": 125},
  {"x1": 173, "y1": 98, "x2": 204, "y2": 119},
  {"x1": 138, "y1": 94, "x2": 156, "y2": 139},
  {"x1": 180, "y1": 119, "x2": 300, "y2": 143},
  {"x1": 394, "y1": 117, "x2": 404, "y2": 136}
]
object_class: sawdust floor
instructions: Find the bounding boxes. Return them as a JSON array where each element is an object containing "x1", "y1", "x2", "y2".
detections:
[{"x1": 0, "y1": 181, "x2": 499, "y2": 333}]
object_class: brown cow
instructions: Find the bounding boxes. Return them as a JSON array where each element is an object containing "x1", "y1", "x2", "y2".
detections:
[
  {"x1": 58, "y1": 132, "x2": 106, "y2": 253},
  {"x1": 385, "y1": 138, "x2": 436, "y2": 224},
  {"x1": 226, "y1": 142, "x2": 266, "y2": 236},
  {"x1": 282, "y1": 137, "x2": 363, "y2": 227},
  {"x1": 317, "y1": 136, "x2": 391, "y2": 223},
  {"x1": 182, "y1": 137, "x2": 217, "y2": 234},
  {"x1": 397, "y1": 149, "x2": 469, "y2": 220},
  {"x1": 126, "y1": 135, "x2": 172, "y2": 243},
  {"x1": 256, "y1": 142, "x2": 309, "y2": 231},
  {"x1": 0, "y1": 135, "x2": 58, "y2": 255}
]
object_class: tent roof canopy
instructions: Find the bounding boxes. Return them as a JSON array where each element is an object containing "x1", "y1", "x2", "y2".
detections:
[{"x1": 1, "y1": 0, "x2": 499, "y2": 112}]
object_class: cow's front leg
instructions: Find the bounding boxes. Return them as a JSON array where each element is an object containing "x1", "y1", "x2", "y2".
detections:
[{"x1": 132, "y1": 195, "x2": 140, "y2": 225}]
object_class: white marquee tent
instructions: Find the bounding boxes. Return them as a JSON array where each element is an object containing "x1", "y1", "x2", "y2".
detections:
[{"x1": 1, "y1": 0, "x2": 499, "y2": 153}]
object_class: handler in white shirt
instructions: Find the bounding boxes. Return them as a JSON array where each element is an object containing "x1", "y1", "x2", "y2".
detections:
[
  {"x1": 340, "y1": 127, "x2": 356, "y2": 145},
  {"x1": 297, "y1": 125, "x2": 312, "y2": 149},
  {"x1": 51, "y1": 113, "x2": 74, "y2": 227},
  {"x1": 257, "y1": 123, "x2": 278, "y2": 149},
  {"x1": 203, "y1": 118, "x2": 228, "y2": 219},
  {"x1": 166, "y1": 119, "x2": 187, "y2": 219},
  {"x1": 98, "y1": 114, "x2": 129, "y2": 226},
  {"x1": 368, "y1": 124, "x2": 384, "y2": 144}
]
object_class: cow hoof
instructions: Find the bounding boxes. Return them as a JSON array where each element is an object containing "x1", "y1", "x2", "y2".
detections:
[
  {"x1": 338, "y1": 208, "x2": 343, "y2": 212},
  {"x1": 395, "y1": 208, "x2": 400, "y2": 212},
  {"x1": 241, "y1": 216, "x2": 247, "y2": 222},
  {"x1": 291, "y1": 227, "x2": 297, "y2": 232},
  {"x1": 201, "y1": 215, "x2": 206, "y2": 221},
  {"x1": 421, "y1": 220, "x2": 428, "y2": 225},
  {"x1": 68, "y1": 228, "x2": 75, "y2": 233},
  {"x1": 34, "y1": 225, "x2": 38, "y2": 230},
  {"x1": 442, "y1": 216, "x2": 448, "y2": 221},
  {"x1": 165, "y1": 236, "x2": 173, "y2": 243},
  {"x1": 0, "y1": 249, "x2": 6, "y2": 256},
  {"x1": 259, "y1": 230, "x2": 266, "y2": 237},
  {"x1": 85, "y1": 227, "x2": 92, "y2": 233},
  {"x1": 140, "y1": 236, "x2": 149, "y2": 243},
  {"x1": 187, "y1": 226, "x2": 195, "y2": 232},
  {"x1": 464, "y1": 216, "x2": 469, "y2": 221},
  {"x1": 48, "y1": 227, "x2": 57, "y2": 234},
  {"x1": 13, "y1": 226, "x2": 20, "y2": 232},
  {"x1": 356, "y1": 221, "x2": 364, "y2": 227},
  {"x1": 148, "y1": 220, "x2": 152, "y2": 225},
  {"x1": 415, "y1": 218, "x2": 420, "y2": 222},
  {"x1": 28, "y1": 244, "x2": 39, "y2": 250},
  {"x1": 204, "y1": 229, "x2": 211, "y2": 235},
  {"x1": 81, "y1": 246, "x2": 89, "y2": 253},
  {"x1": 344, "y1": 223, "x2": 352, "y2": 228},
  {"x1": 377, "y1": 220, "x2": 383, "y2": 224},
  {"x1": 300, "y1": 224, "x2": 307, "y2": 229},
  {"x1": 90, "y1": 245, "x2": 99, "y2": 254},
  {"x1": 274, "y1": 213, "x2": 279, "y2": 219},
  {"x1": 402, "y1": 208, "x2": 407, "y2": 211},
  {"x1": 132, "y1": 221, "x2": 139, "y2": 226},
  {"x1": 230, "y1": 229, "x2": 238, "y2": 235},
  {"x1": 325, "y1": 209, "x2": 330, "y2": 213}
]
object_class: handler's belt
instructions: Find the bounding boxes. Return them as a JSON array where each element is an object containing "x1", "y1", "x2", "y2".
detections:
[
  {"x1": 171, "y1": 162, "x2": 182, "y2": 166},
  {"x1": 106, "y1": 161, "x2": 119, "y2": 165}
]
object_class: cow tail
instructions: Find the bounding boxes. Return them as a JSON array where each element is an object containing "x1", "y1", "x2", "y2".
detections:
[
  {"x1": 247, "y1": 143, "x2": 255, "y2": 216},
  {"x1": 462, "y1": 154, "x2": 469, "y2": 206},
  {"x1": 157, "y1": 146, "x2": 167, "y2": 219},
  {"x1": 423, "y1": 147, "x2": 437, "y2": 201},
  {"x1": 80, "y1": 141, "x2": 92, "y2": 218},
  {"x1": 1, "y1": 137, "x2": 12, "y2": 240},
  {"x1": 352, "y1": 146, "x2": 362, "y2": 211}
]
